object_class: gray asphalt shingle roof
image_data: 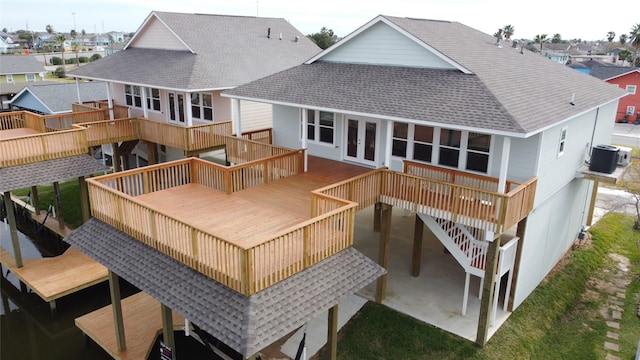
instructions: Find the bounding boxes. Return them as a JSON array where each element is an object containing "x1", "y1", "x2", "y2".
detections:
[
  {"x1": 11, "y1": 81, "x2": 107, "y2": 113},
  {"x1": 69, "y1": 12, "x2": 320, "y2": 90},
  {"x1": 0, "y1": 54, "x2": 45, "y2": 75},
  {"x1": 0, "y1": 155, "x2": 108, "y2": 193},
  {"x1": 590, "y1": 67, "x2": 638, "y2": 81},
  {"x1": 225, "y1": 15, "x2": 628, "y2": 135},
  {"x1": 65, "y1": 218, "x2": 385, "y2": 357}
]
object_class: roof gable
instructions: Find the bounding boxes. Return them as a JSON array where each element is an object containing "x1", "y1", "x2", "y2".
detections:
[
  {"x1": 126, "y1": 13, "x2": 192, "y2": 52},
  {"x1": 308, "y1": 15, "x2": 467, "y2": 72},
  {"x1": 319, "y1": 20, "x2": 457, "y2": 69}
]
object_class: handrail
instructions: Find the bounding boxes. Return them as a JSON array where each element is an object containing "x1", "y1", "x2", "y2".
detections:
[{"x1": 0, "y1": 128, "x2": 88, "y2": 167}]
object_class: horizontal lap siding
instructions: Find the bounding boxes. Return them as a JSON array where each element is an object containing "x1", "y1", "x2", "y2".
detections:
[{"x1": 129, "y1": 17, "x2": 188, "y2": 50}]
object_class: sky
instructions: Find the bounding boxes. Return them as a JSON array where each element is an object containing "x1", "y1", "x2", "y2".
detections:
[{"x1": 1, "y1": 0, "x2": 638, "y2": 41}]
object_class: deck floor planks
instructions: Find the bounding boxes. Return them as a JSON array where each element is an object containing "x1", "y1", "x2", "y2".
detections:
[
  {"x1": 75, "y1": 291, "x2": 185, "y2": 360},
  {"x1": 136, "y1": 157, "x2": 372, "y2": 247},
  {"x1": 0, "y1": 246, "x2": 108, "y2": 302},
  {"x1": 0, "y1": 128, "x2": 40, "y2": 140}
]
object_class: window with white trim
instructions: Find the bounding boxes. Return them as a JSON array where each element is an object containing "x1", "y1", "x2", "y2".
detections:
[
  {"x1": 26, "y1": 74, "x2": 36, "y2": 82},
  {"x1": 557, "y1": 126, "x2": 568, "y2": 157},
  {"x1": 191, "y1": 93, "x2": 213, "y2": 121},
  {"x1": 392, "y1": 123, "x2": 491, "y2": 173},
  {"x1": 466, "y1": 132, "x2": 491, "y2": 172},
  {"x1": 626, "y1": 85, "x2": 637, "y2": 95},
  {"x1": 145, "y1": 88, "x2": 161, "y2": 112},
  {"x1": 6, "y1": 74, "x2": 13, "y2": 83},
  {"x1": 306, "y1": 110, "x2": 334, "y2": 144},
  {"x1": 124, "y1": 85, "x2": 142, "y2": 108},
  {"x1": 626, "y1": 106, "x2": 636, "y2": 115}
]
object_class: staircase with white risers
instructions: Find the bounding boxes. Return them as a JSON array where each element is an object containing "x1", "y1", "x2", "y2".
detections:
[{"x1": 419, "y1": 213, "x2": 519, "y2": 325}]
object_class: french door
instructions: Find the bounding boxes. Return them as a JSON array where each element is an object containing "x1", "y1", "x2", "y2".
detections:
[
  {"x1": 344, "y1": 117, "x2": 378, "y2": 166},
  {"x1": 167, "y1": 92, "x2": 185, "y2": 124}
]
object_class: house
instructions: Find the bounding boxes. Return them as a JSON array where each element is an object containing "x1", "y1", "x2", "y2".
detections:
[
  {"x1": 69, "y1": 11, "x2": 321, "y2": 166},
  {"x1": 0, "y1": 55, "x2": 46, "y2": 110},
  {"x1": 0, "y1": 31, "x2": 18, "y2": 53},
  {"x1": 222, "y1": 14, "x2": 628, "y2": 344},
  {"x1": 9, "y1": 81, "x2": 108, "y2": 114},
  {"x1": 541, "y1": 43, "x2": 571, "y2": 64},
  {"x1": 590, "y1": 67, "x2": 640, "y2": 122}
]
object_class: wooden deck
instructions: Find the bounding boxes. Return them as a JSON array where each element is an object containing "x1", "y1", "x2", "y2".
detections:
[
  {"x1": 75, "y1": 291, "x2": 185, "y2": 360},
  {"x1": 0, "y1": 246, "x2": 108, "y2": 302},
  {"x1": 136, "y1": 157, "x2": 371, "y2": 247},
  {"x1": 0, "y1": 127, "x2": 39, "y2": 140}
]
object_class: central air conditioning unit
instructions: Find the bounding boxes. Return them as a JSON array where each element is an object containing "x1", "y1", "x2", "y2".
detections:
[
  {"x1": 589, "y1": 144, "x2": 619, "y2": 174},
  {"x1": 617, "y1": 146, "x2": 632, "y2": 167}
]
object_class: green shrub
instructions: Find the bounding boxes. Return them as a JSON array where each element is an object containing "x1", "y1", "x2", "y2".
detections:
[
  {"x1": 78, "y1": 56, "x2": 89, "y2": 63},
  {"x1": 53, "y1": 66, "x2": 65, "y2": 78},
  {"x1": 65, "y1": 58, "x2": 76, "y2": 64},
  {"x1": 50, "y1": 56, "x2": 62, "y2": 65},
  {"x1": 90, "y1": 53, "x2": 102, "y2": 61}
]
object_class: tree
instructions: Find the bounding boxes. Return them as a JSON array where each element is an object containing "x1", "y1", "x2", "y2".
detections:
[
  {"x1": 630, "y1": 23, "x2": 640, "y2": 66},
  {"x1": 56, "y1": 34, "x2": 67, "y2": 71},
  {"x1": 46, "y1": 24, "x2": 53, "y2": 35},
  {"x1": 307, "y1": 27, "x2": 337, "y2": 49},
  {"x1": 620, "y1": 34, "x2": 628, "y2": 45},
  {"x1": 533, "y1": 34, "x2": 548, "y2": 53},
  {"x1": 81, "y1": 29, "x2": 86, "y2": 46},
  {"x1": 71, "y1": 42, "x2": 81, "y2": 67},
  {"x1": 1, "y1": 28, "x2": 7, "y2": 33},
  {"x1": 607, "y1": 31, "x2": 616, "y2": 42},
  {"x1": 618, "y1": 49, "x2": 631, "y2": 66},
  {"x1": 551, "y1": 33, "x2": 562, "y2": 43},
  {"x1": 503, "y1": 24, "x2": 514, "y2": 40},
  {"x1": 16, "y1": 29, "x2": 36, "y2": 48}
]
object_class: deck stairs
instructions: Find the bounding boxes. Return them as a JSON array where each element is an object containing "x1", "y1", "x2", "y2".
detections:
[{"x1": 419, "y1": 213, "x2": 519, "y2": 324}]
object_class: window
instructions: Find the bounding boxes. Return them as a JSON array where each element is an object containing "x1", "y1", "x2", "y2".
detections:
[
  {"x1": 6, "y1": 74, "x2": 13, "y2": 83},
  {"x1": 124, "y1": 85, "x2": 142, "y2": 108},
  {"x1": 626, "y1": 85, "x2": 637, "y2": 95},
  {"x1": 306, "y1": 110, "x2": 334, "y2": 144},
  {"x1": 191, "y1": 93, "x2": 213, "y2": 121},
  {"x1": 557, "y1": 127, "x2": 568, "y2": 157},
  {"x1": 466, "y1": 132, "x2": 491, "y2": 172},
  {"x1": 626, "y1": 106, "x2": 636, "y2": 115},
  {"x1": 438, "y1": 129, "x2": 461, "y2": 168},
  {"x1": 145, "y1": 88, "x2": 161, "y2": 111},
  {"x1": 26, "y1": 74, "x2": 36, "y2": 82},
  {"x1": 391, "y1": 123, "x2": 491, "y2": 173}
]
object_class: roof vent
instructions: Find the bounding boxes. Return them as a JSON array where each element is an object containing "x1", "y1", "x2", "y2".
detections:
[
  {"x1": 495, "y1": 28, "x2": 503, "y2": 48},
  {"x1": 279, "y1": 32, "x2": 282, "y2": 40},
  {"x1": 295, "y1": 36, "x2": 299, "y2": 42},
  {"x1": 267, "y1": 28, "x2": 271, "y2": 39}
]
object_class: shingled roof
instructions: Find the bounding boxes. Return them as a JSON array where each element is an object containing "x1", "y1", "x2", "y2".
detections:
[
  {"x1": 10, "y1": 82, "x2": 107, "y2": 114},
  {"x1": 69, "y1": 12, "x2": 320, "y2": 90},
  {"x1": 0, "y1": 54, "x2": 45, "y2": 75},
  {"x1": 224, "y1": 15, "x2": 628, "y2": 136},
  {"x1": 64, "y1": 218, "x2": 385, "y2": 357},
  {"x1": 0, "y1": 155, "x2": 108, "y2": 193}
]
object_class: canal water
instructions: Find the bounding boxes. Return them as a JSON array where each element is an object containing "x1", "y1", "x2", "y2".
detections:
[{"x1": 1, "y1": 211, "x2": 224, "y2": 360}]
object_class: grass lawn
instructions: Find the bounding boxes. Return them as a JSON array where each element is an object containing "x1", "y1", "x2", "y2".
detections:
[
  {"x1": 12, "y1": 179, "x2": 87, "y2": 229},
  {"x1": 317, "y1": 212, "x2": 640, "y2": 360}
]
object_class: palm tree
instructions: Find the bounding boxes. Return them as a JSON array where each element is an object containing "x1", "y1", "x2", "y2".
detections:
[
  {"x1": 630, "y1": 23, "x2": 640, "y2": 66},
  {"x1": 551, "y1": 33, "x2": 562, "y2": 44},
  {"x1": 534, "y1": 34, "x2": 548, "y2": 53},
  {"x1": 618, "y1": 49, "x2": 631, "y2": 66},
  {"x1": 56, "y1": 34, "x2": 67, "y2": 71},
  {"x1": 46, "y1": 24, "x2": 53, "y2": 35},
  {"x1": 607, "y1": 31, "x2": 615, "y2": 42},
  {"x1": 81, "y1": 29, "x2": 86, "y2": 47},
  {"x1": 503, "y1": 24, "x2": 514, "y2": 40},
  {"x1": 620, "y1": 34, "x2": 628, "y2": 45}
]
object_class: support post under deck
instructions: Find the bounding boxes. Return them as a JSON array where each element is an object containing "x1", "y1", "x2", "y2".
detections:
[
  {"x1": 375, "y1": 203, "x2": 392, "y2": 303},
  {"x1": 3, "y1": 191, "x2": 23, "y2": 268},
  {"x1": 328, "y1": 304, "x2": 339, "y2": 360},
  {"x1": 411, "y1": 214, "x2": 424, "y2": 277},
  {"x1": 52, "y1": 182, "x2": 64, "y2": 231},
  {"x1": 475, "y1": 233, "x2": 500, "y2": 346},
  {"x1": 30, "y1": 186, "x2": 40, "y2": 215},
  {"x1": 586, "y1": 180, "x2": 599, "y2": 226},
  {"x1": 161, "y1": 303, "x2": 176, "y2": 360},
  {"x1": 78, "y1": 176, "x2": 90, "y2": 224},
  {"x1": 108, "y1": 271, "x2": 126, "y2": 352}
]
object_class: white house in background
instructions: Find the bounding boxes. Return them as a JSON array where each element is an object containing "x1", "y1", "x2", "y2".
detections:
[
  {"x1": 224, "y1": 15, "x2": 628, "y2": 343},
  {"x1": 69, "y1": 11, "x2": 320, "y2": 163}
]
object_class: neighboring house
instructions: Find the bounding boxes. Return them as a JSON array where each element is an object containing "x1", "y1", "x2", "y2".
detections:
[
  {"x1": 0, "y1": 31, "x2": 18, "y2": 53},
  {"x1": 8, "y1": 81, "x2": 107, "y2": 114},
  {"x1": 223, "y1": 13, "x2": 627, "y2": 343},
  {"x1": 0, "y1": 55, "x2": 46, "y2": 110},
  {"x1": 69, "y1": 11, "x2": 321, "y2": 163},
  {"x1": 541, "y1": 43, "x2": 571, "y2": 64},
  {"x1": 590, "y1": 67, "x2": 640, "y2": 121},
  {"x1": 103, "y1": 41, "x2": 125, "y2": 56}
]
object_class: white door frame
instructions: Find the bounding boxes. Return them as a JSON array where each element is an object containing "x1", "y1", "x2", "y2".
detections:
[
  {"x1": 343, "y1": 116, "x2": 380, "y2": 166},
  {"x1": 167, "y1": 91, "x2": 185, "y2": 124}
]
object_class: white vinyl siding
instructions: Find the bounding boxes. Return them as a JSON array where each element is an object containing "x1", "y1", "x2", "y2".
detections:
[
  {"x1": 321, "y1": 21, "x2": 456, "y2": 69},
  {"x1": 239, "y1": 101, "x2": 272, "y2": 132},
  {"x1": 128, "y1": 17, "x2": 189, "y2": 51}
]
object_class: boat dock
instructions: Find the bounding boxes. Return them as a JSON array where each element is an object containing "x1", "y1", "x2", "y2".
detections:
[
  {"x1": 75, "y1": 291, "x2": 185, "y2": 360},
  {"x1": 0, "y1": 246, "x2": 108, "y2": 315}
]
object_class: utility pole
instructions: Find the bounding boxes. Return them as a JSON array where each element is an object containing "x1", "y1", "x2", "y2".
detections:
[{"x1": 72, "y1": 12, "x2": 76, "y2": 31}]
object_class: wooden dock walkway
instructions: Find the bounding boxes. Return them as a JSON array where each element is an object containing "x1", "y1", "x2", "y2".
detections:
[
  {"x1": 11, "y1": 195, "x2": 73, "y2": 238},
  {"x1": 0, "y1": 246, "x2": 108, "y2": 304},
  {"x1": 75, "y1": 291, "x2": 185, "y2": 360}
]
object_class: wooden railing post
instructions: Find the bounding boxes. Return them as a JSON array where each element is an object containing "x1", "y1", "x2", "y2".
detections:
[{"x1": 303, "y1": 226, "x2": 311, "y2": 268}]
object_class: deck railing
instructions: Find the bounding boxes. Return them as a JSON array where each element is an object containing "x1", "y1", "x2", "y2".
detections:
[
  {"x1": 139, "y1": 118, "x2": 232, "y2": 152},
  {"x1": 72, "y1": 101, "x2": 129, "y2": 120},
  {"x1": 0, "y1": 112, "x2": 26, "y2": 130},
  {"x1": 404, "y1": 160, "x2": 521, "y2": 192},
  {"x1": 71, "y1": 118, "x2": 140, "y2": 147},
  {"x1": 87, "y1": 154, "x2": 352, "y2": 295},
  {"x1": 225, "y1": 136, "x2": 294, "y2": 165},
  {"x1": 0, "y1": 128, "x2": 88, "y2": 167},
  {"x1": 238, "y1": 128, "x2": 272, "y2": 144}
]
